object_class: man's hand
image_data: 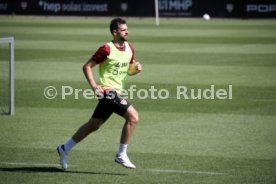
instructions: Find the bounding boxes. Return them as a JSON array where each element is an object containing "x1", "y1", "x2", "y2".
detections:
[
  {"x1": 135, "y1": 62, "x2": 142, "y2": 72},
  {"x1": 128, "y1": 61, "x2": 142, "y2": 75},
  {"x1": 92, "y1": 85, "x2": 104, "y2": 98}
]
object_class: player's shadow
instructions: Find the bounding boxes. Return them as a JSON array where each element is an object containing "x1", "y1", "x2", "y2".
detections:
[{"x1": 0, "y1": 167, "x2": 128, "y2": 176}]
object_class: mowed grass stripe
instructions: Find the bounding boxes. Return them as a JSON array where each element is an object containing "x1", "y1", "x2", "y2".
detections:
[
  {"x1": 1, "y1": 17, "x2": 276, "y2": 30},
  {"x1": 138, "y1": 52, "x2": 276, "y2": 66},
  {"x1": 2, "y1": 32, "x2": 276, "y2": 44},
  {"x1": 14, "y1": 78, "x2": 276, "y2": 116},
  {"x1": 10, "y1": 40, "x2": 276, "y2": 55},
  {"x1": 16, "y1": 61, "x2": 275, "y2": 87},
  {"x1": 14, "y1": 48, "x2": 276, "y2": 69},
  {"x1": 3, "y1": 27, "x2": 276, "y2": 38},
  {"x1": 0, "y1": 149, "x2": 274, "y2": 183}
]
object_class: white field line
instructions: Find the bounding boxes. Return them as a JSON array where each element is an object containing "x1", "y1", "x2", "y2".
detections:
[
  {"x1": 0, "y1": 162, "x2": 75, "y2": 167},
  {"x1": 20, "y1": 55, "x2": 85, "y2": 63},
  {"x1": 0, "y1": 162, "x2": 223, "y2": 175},
  {"x1": 133, "y1": 96, "x2": 276, "y2": 101},
  {"x1": 144, "y1": 169, "x2": 225, "y2": 175}
]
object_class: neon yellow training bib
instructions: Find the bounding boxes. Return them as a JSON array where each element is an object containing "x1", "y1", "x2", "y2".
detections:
[{"x1": 99, "y1": 41, "x2": 132, "y2": 93}]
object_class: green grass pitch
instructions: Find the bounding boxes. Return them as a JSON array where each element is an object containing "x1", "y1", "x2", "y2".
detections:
[{"x1": 0, "y1": 16, "x2": 276, "y2": 184}]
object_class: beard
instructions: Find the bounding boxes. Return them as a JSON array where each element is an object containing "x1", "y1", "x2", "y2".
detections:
[{"x1": 119, "y1": 34, "x2": 128, "y2": 42}]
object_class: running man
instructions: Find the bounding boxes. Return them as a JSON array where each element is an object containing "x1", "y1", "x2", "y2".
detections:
[{"x1": 57, "y1": 18, "x2": 142, "y2": 170}]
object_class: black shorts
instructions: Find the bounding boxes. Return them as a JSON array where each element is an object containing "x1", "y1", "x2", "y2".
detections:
[{"x1": 92, "y1": 91, "x2": 131, "y2": 122}]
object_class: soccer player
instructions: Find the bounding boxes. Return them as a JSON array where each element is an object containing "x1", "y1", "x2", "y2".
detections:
[{"x1": 57, "y1": 18, "x2": 142, "y2": 170}]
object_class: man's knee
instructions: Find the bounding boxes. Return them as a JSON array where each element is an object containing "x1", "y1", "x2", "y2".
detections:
[
  {"x1": 131, "y1": 112, "x2": 139, "y2": 124},
  {"x1": 126, "y1": 109, "x2": 139, "y2": 125}
]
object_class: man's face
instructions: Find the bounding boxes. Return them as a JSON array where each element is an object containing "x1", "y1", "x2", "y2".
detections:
[{"x1": 114, "y1": 24, "x2": 128, "y2": 41}]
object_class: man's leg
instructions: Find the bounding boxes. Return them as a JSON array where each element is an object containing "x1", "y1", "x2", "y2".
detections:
[
  {"x1": 121, "y1": 105, "x2": 139, "y2": 144},
  {"x1": 72, "y1": 118, "x2": 104, "y2": 143},
  {"x1": 57, "y1": 97, "x2": 113, "y2": 170},
  {"x1": 57, "y1": 118, "x2": 104, "y2": 170},
  {"x1": 115, "y1": 105, "x2": 139, "y2": 169}
]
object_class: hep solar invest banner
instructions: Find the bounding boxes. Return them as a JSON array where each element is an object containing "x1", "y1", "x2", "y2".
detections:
[
  {"x1": 0, "y1": 0, "x2": 123, "y2": 16},
  {"x1": 0, "y1": 0, "x2": 275, "y2": 18},
  {"x1": 0, "y1": 0, "x2": 155, "y2": 16}
]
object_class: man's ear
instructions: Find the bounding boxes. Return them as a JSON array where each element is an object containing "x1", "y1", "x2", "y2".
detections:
[{"x1": 112, "y1": 29, "x2": 117, "y2": 36}]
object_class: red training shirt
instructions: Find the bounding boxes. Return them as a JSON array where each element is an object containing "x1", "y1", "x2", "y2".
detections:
[{"x1": 91, "y1": 42, "x2": 135, "y2": 64}]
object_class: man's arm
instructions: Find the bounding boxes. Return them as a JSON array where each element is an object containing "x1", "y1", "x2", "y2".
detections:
[
  {"x1": 82, "y1": 59, "x2": 103, "y2": 95},
  {"x1": 128, "y1": 60, "x2": 142, "y2": 76}
]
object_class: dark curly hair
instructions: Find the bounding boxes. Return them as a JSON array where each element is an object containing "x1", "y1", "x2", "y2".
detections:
[{"x1": 110, "y1": 18, "x2": 127, "y2": 35}]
